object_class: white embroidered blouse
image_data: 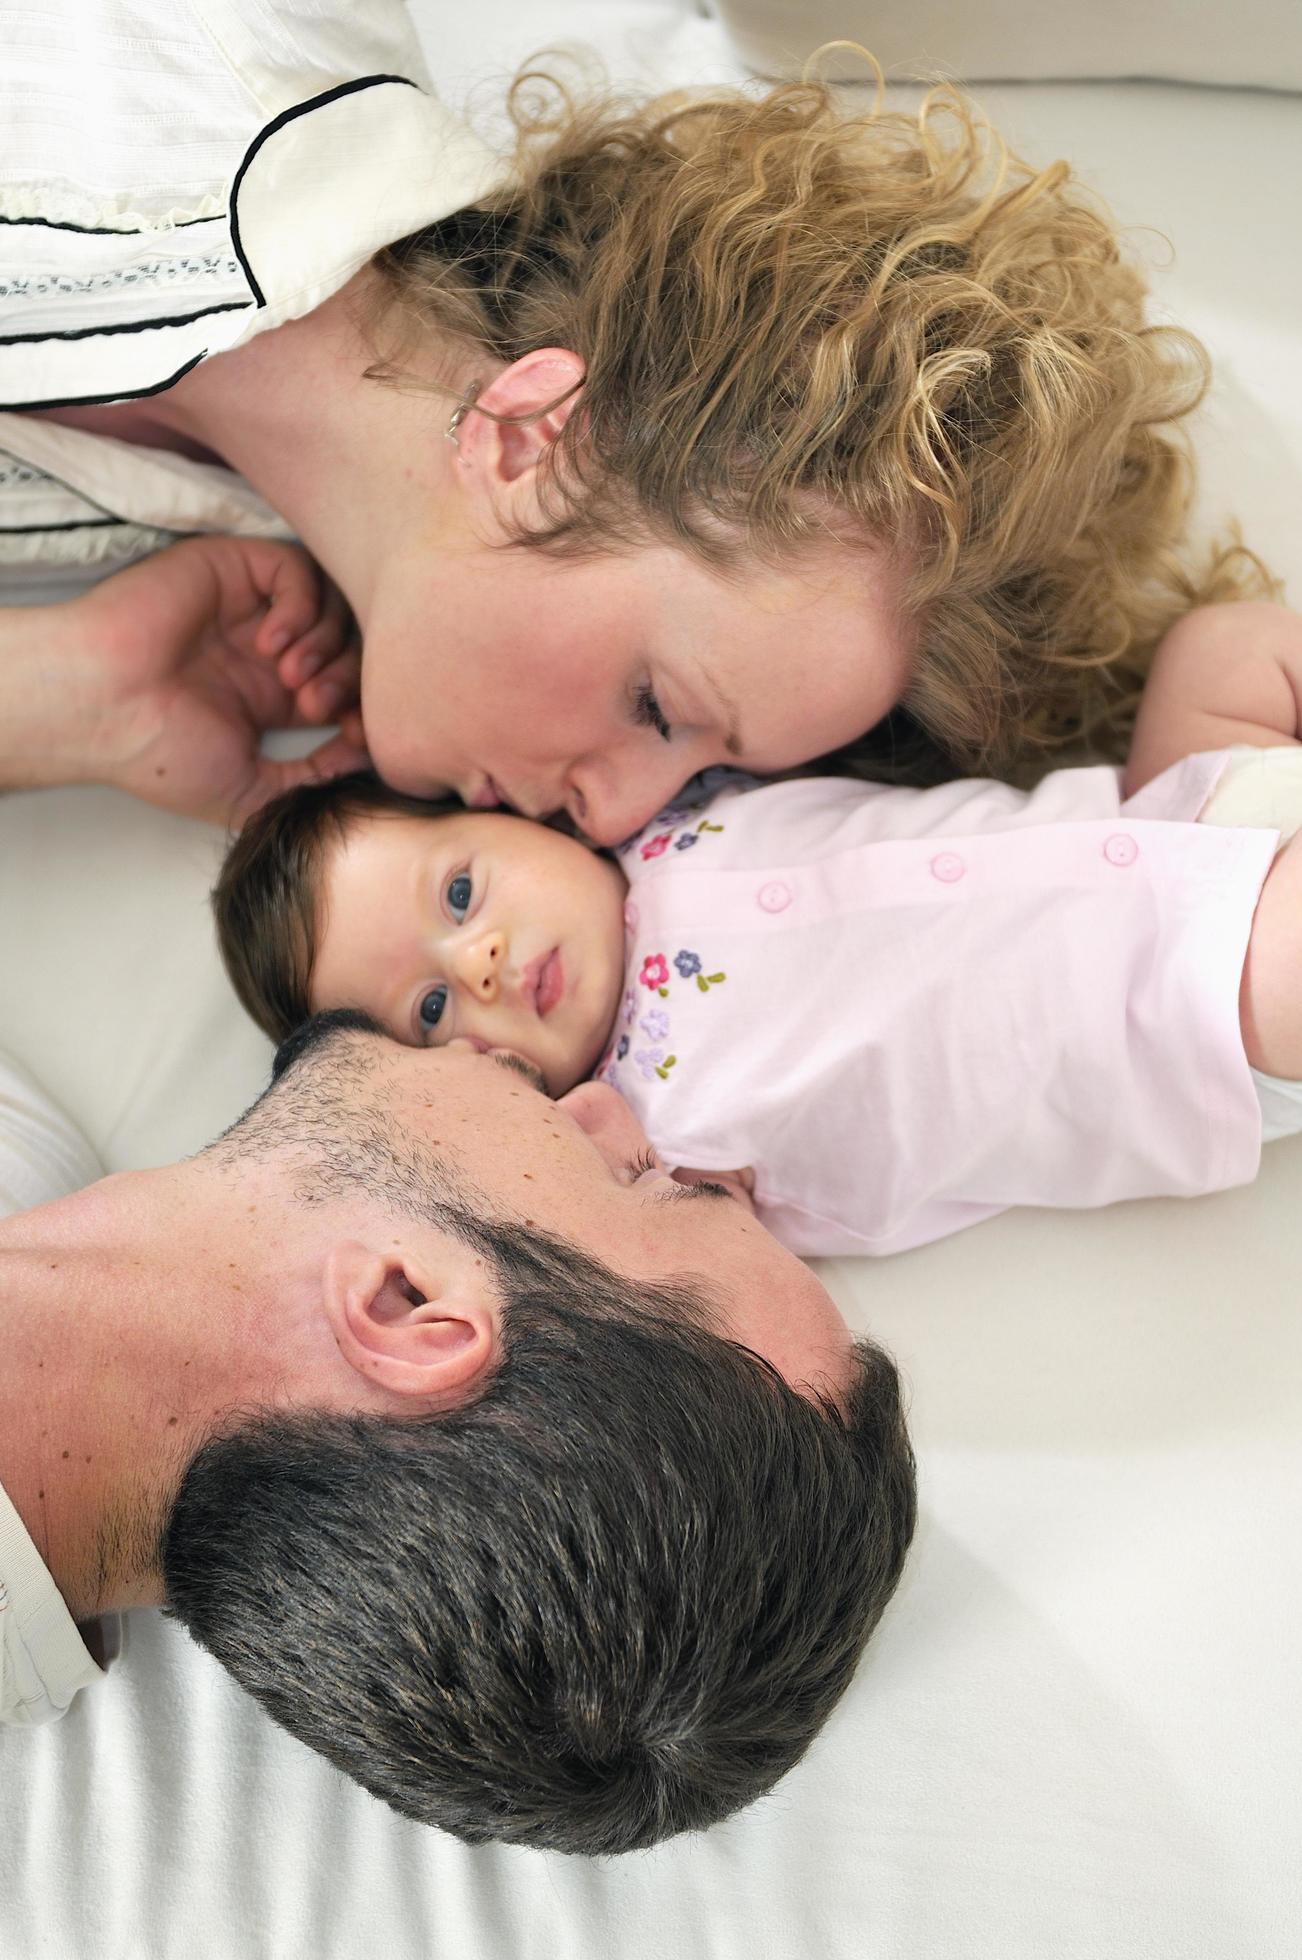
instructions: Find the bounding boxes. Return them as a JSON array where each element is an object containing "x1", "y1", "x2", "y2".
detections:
[{"x1": 0, "y1": 0, "x2": 501, "y2": 572}]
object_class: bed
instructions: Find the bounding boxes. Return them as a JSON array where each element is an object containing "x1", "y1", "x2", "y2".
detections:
[{"x1": 1, "y1": 4, "x2": 1300, "y2": 1955}]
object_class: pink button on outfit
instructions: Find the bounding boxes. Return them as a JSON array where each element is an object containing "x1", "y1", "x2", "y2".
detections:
[{"x1": 599, "y1": 754, "x2": 1278, "y2": 1257}]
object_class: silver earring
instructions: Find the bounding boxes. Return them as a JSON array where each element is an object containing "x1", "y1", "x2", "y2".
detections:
[{"x1": 445, "y1": 381, "x2": 481, "y2": 445}]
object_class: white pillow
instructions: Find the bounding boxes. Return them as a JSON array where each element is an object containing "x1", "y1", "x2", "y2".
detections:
[{"x1": 711, "y1": 0, "x2": 1302, "y2": 91}]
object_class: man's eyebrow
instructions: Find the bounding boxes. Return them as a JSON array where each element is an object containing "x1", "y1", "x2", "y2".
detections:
[
  {"x1": 490, "y1": 1050, "x2": 548, "y2": 1095},
  {"x1": 651, "y1": 1179, "x2": 735, "y2": 1204}
]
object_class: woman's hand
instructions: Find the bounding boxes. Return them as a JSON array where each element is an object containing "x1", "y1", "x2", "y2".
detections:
[{"x1": 67, "y1": 536, "x2": 370, "y2": 825}]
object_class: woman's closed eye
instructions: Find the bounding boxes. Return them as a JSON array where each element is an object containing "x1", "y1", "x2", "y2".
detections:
[{"x1": 631, "y1": 682, "x2": 672, "y2": 743}]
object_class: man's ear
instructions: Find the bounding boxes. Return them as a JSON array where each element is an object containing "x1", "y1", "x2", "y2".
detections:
[
  {"x1": 454, "y1": 347, "x2": 585, "y2": 495},
  {"x1": 322, "y1": 1239, "x2": 499, "y2": 1408}
]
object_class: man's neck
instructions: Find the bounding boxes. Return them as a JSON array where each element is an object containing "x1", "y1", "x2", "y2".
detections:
[{"x1": 0, "y1": 1172, "x2": 250, "y2": 1620}]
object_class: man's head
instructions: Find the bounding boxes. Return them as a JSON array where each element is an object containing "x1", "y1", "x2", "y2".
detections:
[{"x1": 162, "y1": 1014, "x2": 915, "y2": 1851}]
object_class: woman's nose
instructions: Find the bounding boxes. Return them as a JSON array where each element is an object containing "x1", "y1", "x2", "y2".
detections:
[
  {"x1": 566, "y1": 755, "x2": 692, "y2": 849},
  {"x1": 558, "y1": 1079, "x2": 652, "y2": 1166},
  {"x1": 453, "y1": 927, "x2": 507, "y2": 1002}
]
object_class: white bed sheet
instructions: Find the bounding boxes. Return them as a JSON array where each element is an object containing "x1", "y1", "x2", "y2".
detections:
[{"x1": 2, "y1": 5, "x2": 1301, "y2": 1956}]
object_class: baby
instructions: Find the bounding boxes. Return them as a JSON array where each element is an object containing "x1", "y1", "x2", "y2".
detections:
[{"x1": 213, "y1": 606, "x2": 1302, "y2": 1257}]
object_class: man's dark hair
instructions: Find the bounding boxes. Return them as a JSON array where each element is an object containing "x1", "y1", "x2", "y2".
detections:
[{"x1": 162, "y1": 1222, "x2": 915, "y2": 1855}]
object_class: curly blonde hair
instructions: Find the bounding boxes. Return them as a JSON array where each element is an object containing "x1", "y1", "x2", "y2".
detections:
[{"x1": 366, "y1": 59, "x2": 1275, "y2": 777}]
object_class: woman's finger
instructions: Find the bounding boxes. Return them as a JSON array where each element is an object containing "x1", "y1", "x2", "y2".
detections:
[
  {"x1": 272, "y1": 586, "x2": 354, "y2": 687},
  {"x1": 233, "y1": 725, "x2": 374, "y2": 827},
  {"x1": 290, "y1": 644, "x2": 362, "y2": 726},
  {"x1": 336, "y1": 705, "x2": 367, "y2": 749},
  {"x1": 251, "y1": 545, "x2": 326, "y2": 658}
]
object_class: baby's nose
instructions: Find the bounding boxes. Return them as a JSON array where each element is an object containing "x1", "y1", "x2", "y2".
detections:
[{"x1": 457, "y1": 928, "x2": 507, "y2": 1002}]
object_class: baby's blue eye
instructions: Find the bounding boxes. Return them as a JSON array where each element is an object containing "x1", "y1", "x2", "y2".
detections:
[
  {"x1": 418, "y1": 985, "x2": 448, "y2": 1031},
  {"x1": 447, "y1": 872, "x2": 473, "y2": 922}
]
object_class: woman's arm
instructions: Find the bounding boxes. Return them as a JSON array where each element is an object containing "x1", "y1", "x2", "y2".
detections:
[
  {"x1": 0, "y1": 538, "x2": 368, "y2": 824},
  {"x1": 1124, "y1": 601, "x2": 1302, "y2": 795},
  {"x1": 0, "y1": 597, "x2": 112, "y2": 794}
]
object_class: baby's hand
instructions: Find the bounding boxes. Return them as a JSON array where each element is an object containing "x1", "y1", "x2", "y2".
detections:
[{"x1": 74, "y1": 535, "x2": 370, "y2": 826}]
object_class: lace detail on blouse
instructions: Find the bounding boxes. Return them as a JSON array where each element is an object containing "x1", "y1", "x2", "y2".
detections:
[
  {"x1": 0, "y1": 255, "x2": 241, "y2": 300},
  {"x1": 0, "y1": 458, "x2": 46, "y2": 489}
]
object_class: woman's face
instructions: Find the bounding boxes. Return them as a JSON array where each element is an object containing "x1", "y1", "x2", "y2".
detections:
[{"x1": 359, "y1": 531, "x2": 915, "y2": 848}]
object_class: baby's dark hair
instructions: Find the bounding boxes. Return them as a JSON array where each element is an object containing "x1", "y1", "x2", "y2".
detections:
[{"x1": 213, "y1": 773, "x2": 462, "y2": 1044}]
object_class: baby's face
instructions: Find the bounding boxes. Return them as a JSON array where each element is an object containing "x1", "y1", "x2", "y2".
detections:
[{"x1": 309, "y1": 810, "x2": 628, "y2": 1096}]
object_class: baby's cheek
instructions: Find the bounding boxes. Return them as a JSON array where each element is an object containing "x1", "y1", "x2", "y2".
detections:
[{"x1": 544, "y1": 1044, "x2": 596, "y2": 1100}]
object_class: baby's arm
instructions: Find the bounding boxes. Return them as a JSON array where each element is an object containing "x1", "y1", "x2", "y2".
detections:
[{"x1": 1125, "y1": 602, "x2": 1302, "y2": 796}]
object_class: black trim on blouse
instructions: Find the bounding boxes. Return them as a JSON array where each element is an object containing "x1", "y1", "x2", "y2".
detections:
[
  {"x1": 3, "y1": 73, "x2": 421, "y2": 409},
  {"x1": 4, "y1": 349, "x2": 207, "y2": 412},
  {"x1": 0, "y1": 301, "x2": 251, "y2": 347},
  {"x1": 228, "y1": 73, "x2": 419, "y2": 307},
  {"x1": 0, "y1": 212, "x2": 224, "y2": 236}
]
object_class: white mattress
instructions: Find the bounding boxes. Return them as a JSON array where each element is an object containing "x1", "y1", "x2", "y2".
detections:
[{"x1": 1, "y1": 5, "x2": 1300, "y2": 1956}]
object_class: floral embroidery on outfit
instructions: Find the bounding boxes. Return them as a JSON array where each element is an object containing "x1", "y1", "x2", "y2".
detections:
[
  {"x1": 605, "y1": 781, "x2": 748, "y2": 1098},
  {"x1": 634, "y1": 1047, "x2": 677, "y2": 1082},
  {"x1": 671, "y1": 948, "x2": 726, "y2": 992},
  {"x1": 622, "y1": 796, "x2": 728, "y2": 866}
]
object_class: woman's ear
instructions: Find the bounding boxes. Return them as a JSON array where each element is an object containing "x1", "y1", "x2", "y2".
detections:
[
  {"x1": 321, "y1": 1239, "x2": 499, "y2": 1408},
  {"x1": 455, "y1": 346, "x2": 585, "y2": 491}
]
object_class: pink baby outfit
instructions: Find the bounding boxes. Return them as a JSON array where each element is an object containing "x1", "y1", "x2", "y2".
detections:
[{"x1": 599, "y1": 754, "x2": 1278, "y2": 1257}]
